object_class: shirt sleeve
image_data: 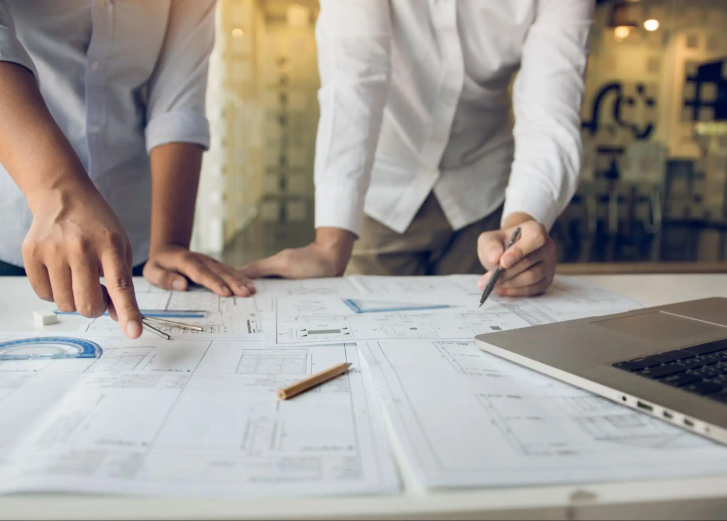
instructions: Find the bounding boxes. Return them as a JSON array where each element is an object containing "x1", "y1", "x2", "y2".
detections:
[
  {"x1": 0, "y1": 0, "x2": 37, "y2": 79},
  {"x1": 502, "y1": 0, "x2": 594, "y2": 230},
  {"x1": 144, "y1": 0, "x2": 216, "y2": 153},
  {"x1": 314, "y1": 0, "x2": 393, "y2": 237}
]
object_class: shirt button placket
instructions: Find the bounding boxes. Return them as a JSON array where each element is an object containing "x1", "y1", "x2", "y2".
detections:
[
  {"x1": 430, "y1": 1, "x2": 463, "y2": 165},
  {"x1": 85, "y1": 0, "x2": 112, "y2": 177}
]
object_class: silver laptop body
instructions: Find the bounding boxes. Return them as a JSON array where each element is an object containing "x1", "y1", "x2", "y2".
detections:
[{"x1": 475, "y1": 297, "x2": 727, "y2": 445}]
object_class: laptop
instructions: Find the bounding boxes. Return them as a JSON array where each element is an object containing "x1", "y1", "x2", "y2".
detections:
[{"x1": 475, "y1": 297, "x2": 727, "y2": 445}]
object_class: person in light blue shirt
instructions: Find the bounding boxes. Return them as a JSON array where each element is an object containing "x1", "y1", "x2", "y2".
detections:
[{"x1": 0, "y1": 0, "x2": 255, "y2": 339}]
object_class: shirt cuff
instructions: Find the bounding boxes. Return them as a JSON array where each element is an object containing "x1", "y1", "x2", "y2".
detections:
[
  {"x1": 502, "y1": 179, "x2": 560, "y2": 231},
  {"x1": 314, "y1": 184, "x2": 367, "y2": 237},
  {"x1": 145, "y1": 109, "x2": 210, "y2": 153},
  {"x1": 0, "y1": 44, "x2": 38, "y2": 80}
]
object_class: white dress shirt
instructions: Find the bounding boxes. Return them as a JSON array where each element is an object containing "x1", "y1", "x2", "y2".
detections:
[
  {"x1": 0, "y1": 0, "x2": 215, "y2": 267},
  {"x1": 314, "y1": 0, "x2": 593, "y2": 236}
]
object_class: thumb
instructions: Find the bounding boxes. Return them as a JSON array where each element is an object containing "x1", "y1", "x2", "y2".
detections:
[
  {"x1": 143, "y1": 261, "x2": 188, "y2": 291},
  {"x1": 477, "y1": 230, "x2": 507, "y2": 271}
]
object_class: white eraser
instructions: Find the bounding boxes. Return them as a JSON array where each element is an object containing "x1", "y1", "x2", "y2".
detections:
[{"x1": 34, "y1": 311, "x2": 58, "y2": 327}]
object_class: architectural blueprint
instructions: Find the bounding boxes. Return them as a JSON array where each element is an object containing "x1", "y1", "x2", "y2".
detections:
[
  {"x1": 497, "y1": 277, "x2": 644, "y2": 325},
  {"x1": 0, "y1": 333, "x2": 399, "y2": 498},
  {"x1": 79, "y1": 286, "x2": 273, "y2": 339},
  {"x1": 362, "y1": 339, "x2": 727, "y2": 489},
  {"x1": 349, "y1": 275, "x2": 480, "y2": 295},
  {"x1": 254, "y1": 277, "x2": 360, "y2": 296},
  {"x1": 78, "y1": 278, "x2": 366, "y2": 339},
  {"x1": 264, "y1": 277, "x2": 643, "y2": 347},
  {"x1": 265, "y1": 294, "x2": 533, "y2": 347},
  {"x1": 12, "y1": 275, "x2": 718, "y2": 499},
  {"x1": 0, "y1": 334, "x2": 97, "y2": 465}
]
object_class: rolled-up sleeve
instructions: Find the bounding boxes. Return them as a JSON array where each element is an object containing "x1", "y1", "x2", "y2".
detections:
[
  {"x1": 0, "y1": 0, "x2": 37, "y2": 79},
  {"x1": 145, "y1": 0, "x2": 216, "y2": 153},
  {"x1": 314, "y1": 0, "x2": 393, "y2": 236},
  {"x1": 503, "y1": 0, "x2": 594, "y2": 230}
]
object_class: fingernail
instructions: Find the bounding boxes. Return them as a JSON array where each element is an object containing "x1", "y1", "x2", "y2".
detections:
[
  {"x1": 246, "y1": 282, "x2": 256, "y2": 292},
  {"x1": 172, "y1": 278, "x2": 186, "y2": 291},
  {"x1": 127, "y1": 320, "x2": 141, "y2": 338}
]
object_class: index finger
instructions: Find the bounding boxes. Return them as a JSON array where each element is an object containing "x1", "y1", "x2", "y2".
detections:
[
  {"x1": 500, "y1": 224, "x2": 548, "y2": 269},
  {"x1": 477, "y1": 231, "x2": 507, "y2": 271},
  {"x1": 101, "y1": 251, "x2": 142, "y2": 339}
]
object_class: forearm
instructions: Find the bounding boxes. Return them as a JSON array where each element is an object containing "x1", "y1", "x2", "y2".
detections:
[
  {"x1": 0, "y1": 63, "x2": 93, "y2": 209},
  {"x1": 148, "y1": 142, "x2": 203, "y2": 255}
]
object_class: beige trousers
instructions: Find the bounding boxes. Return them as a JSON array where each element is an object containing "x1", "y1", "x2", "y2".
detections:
[{"x1": 345, "y1": 193, "x2": 503, "y2": 276}]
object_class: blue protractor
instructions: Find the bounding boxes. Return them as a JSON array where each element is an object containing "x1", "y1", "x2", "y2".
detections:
[{"x1": 0, "y1": 337, "x2": 102, "y2": 361}]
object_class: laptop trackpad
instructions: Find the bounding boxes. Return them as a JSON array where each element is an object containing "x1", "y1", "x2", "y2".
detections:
[{"x1": 592, "y1": 311, "x2": 724, "y2": 342}]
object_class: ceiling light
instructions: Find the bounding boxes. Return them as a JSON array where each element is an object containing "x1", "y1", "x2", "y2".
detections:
[
  {"x1": 614, "y1": 25, "x2": 631, "y2": 41},
  {"x1": 643, "y1": 19, "x2": 660, "y2": 32}
]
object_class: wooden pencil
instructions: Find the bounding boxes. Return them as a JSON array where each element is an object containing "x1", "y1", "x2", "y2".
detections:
[{"x1": 278, "y1": 362, "x2": 352, "y2": 400}]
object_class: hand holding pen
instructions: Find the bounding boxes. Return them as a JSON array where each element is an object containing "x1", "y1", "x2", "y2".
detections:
[
  {"x1": 476, "y1": 219, "x2": 557, "y2": 300},
  {"x1": 479, "y1": 227, "x2": 521, "y2": 306}
]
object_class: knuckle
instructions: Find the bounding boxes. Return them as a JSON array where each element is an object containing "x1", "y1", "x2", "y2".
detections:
[
  {"x1": 477, "y1": 233, "x2": 488, "y2": 248},
  {"x1": 77, "y1": 300, "x2": 105, "y2": 318},
  {"x1": 181, "y1": 251, "x2": 197, "y2": 264},
  {"x1": 104, "y1": 231, "x2": 127, "y2": 252},
  {"x1": 56, "y1": 299, "x2": 76, "y2": 313},
  {"x1": 33, "y1": 285, "x2": 53, "y2": 301},
  {"x1": 533, "y1": 232, "x2": 547, "y2": 249},
  {"x1": 108, "y1": 275, "x2": 134, "y2": 293},
  {"x1": 22, "y1": 238, "x2": 41, "y2": 258},
  {"x1": 46, "y1": 240, "x2": 63, "y2": 257},
  {"x1": 70, "y1": 235, "x2": 92, "y2": 254},
  {"x1": 187, "y1": 263, "x2": 206, "y2": 280}
]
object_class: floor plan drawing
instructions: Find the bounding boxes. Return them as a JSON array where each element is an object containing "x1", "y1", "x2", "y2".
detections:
[
  {"x1": 266, "y1": 294, "x2": 531, "y2": 347},
  {"x1": 499, "y1": 277, "x2": 643, "y2": 325},
  {"x1": 0, "y1": 334, "x2": 399, "y2": 498},
  {"x1": 79, "y1": 285, "x2": 272, "y2": 339},
  {"x1": 349, "y1": 275, "x2": 480, "y2": 295},
  {"x1": 361, "y1": 339, "x2": 727, "y2": 489},
  {"x1": 252, "y1": 277, "x2": 361, "y2": 296}
]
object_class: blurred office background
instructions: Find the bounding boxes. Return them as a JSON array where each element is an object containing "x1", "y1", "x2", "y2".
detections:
[{"x1": 191, "y1": 0, "x2": 727, "y2": 270}]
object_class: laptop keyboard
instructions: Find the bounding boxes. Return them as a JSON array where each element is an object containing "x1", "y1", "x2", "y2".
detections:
[{"x1": 612, "y1": 338, "x2": 727, "y2": 404}]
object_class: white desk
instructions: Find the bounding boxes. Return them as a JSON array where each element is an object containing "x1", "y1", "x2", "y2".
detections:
[{"x1": 2, "y1": 274, "x2": 727, "y2": 520}]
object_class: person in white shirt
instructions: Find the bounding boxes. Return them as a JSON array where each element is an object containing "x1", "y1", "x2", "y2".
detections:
[
  {"x1": 0, "y1": 0, "x2": 254, "y2": 339},
  {"x1": 244, "y1": 0, "x2": 593, "y2": 296}
]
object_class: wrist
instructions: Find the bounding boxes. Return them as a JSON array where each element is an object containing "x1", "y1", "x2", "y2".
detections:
[
  {"x1": 313, "y1": 227, "x2": 356, "y2": 275},
  {"x1": 26, "y1": 174, "x2": 97, "y2": 215},
  {"x1": 502, "y1": 212, "x2": 537, "y2": 229},
  {"x1": 148, "y1": 242, "x2": 188, "y2": 258}
]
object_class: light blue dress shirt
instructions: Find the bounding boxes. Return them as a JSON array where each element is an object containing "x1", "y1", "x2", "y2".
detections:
[{"x1": 0, "y1": 0, "x2": 215, "y2": 267}]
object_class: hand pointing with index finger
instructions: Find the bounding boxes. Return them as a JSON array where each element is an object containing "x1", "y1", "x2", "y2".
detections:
[{"x1": 22, "y1": 182, "x2": 143, "y2": 339}]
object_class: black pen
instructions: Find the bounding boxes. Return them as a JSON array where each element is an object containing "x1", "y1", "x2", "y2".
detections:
[{"x1": 479, "y1": 227, "x2": 522, "y2": 307}]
